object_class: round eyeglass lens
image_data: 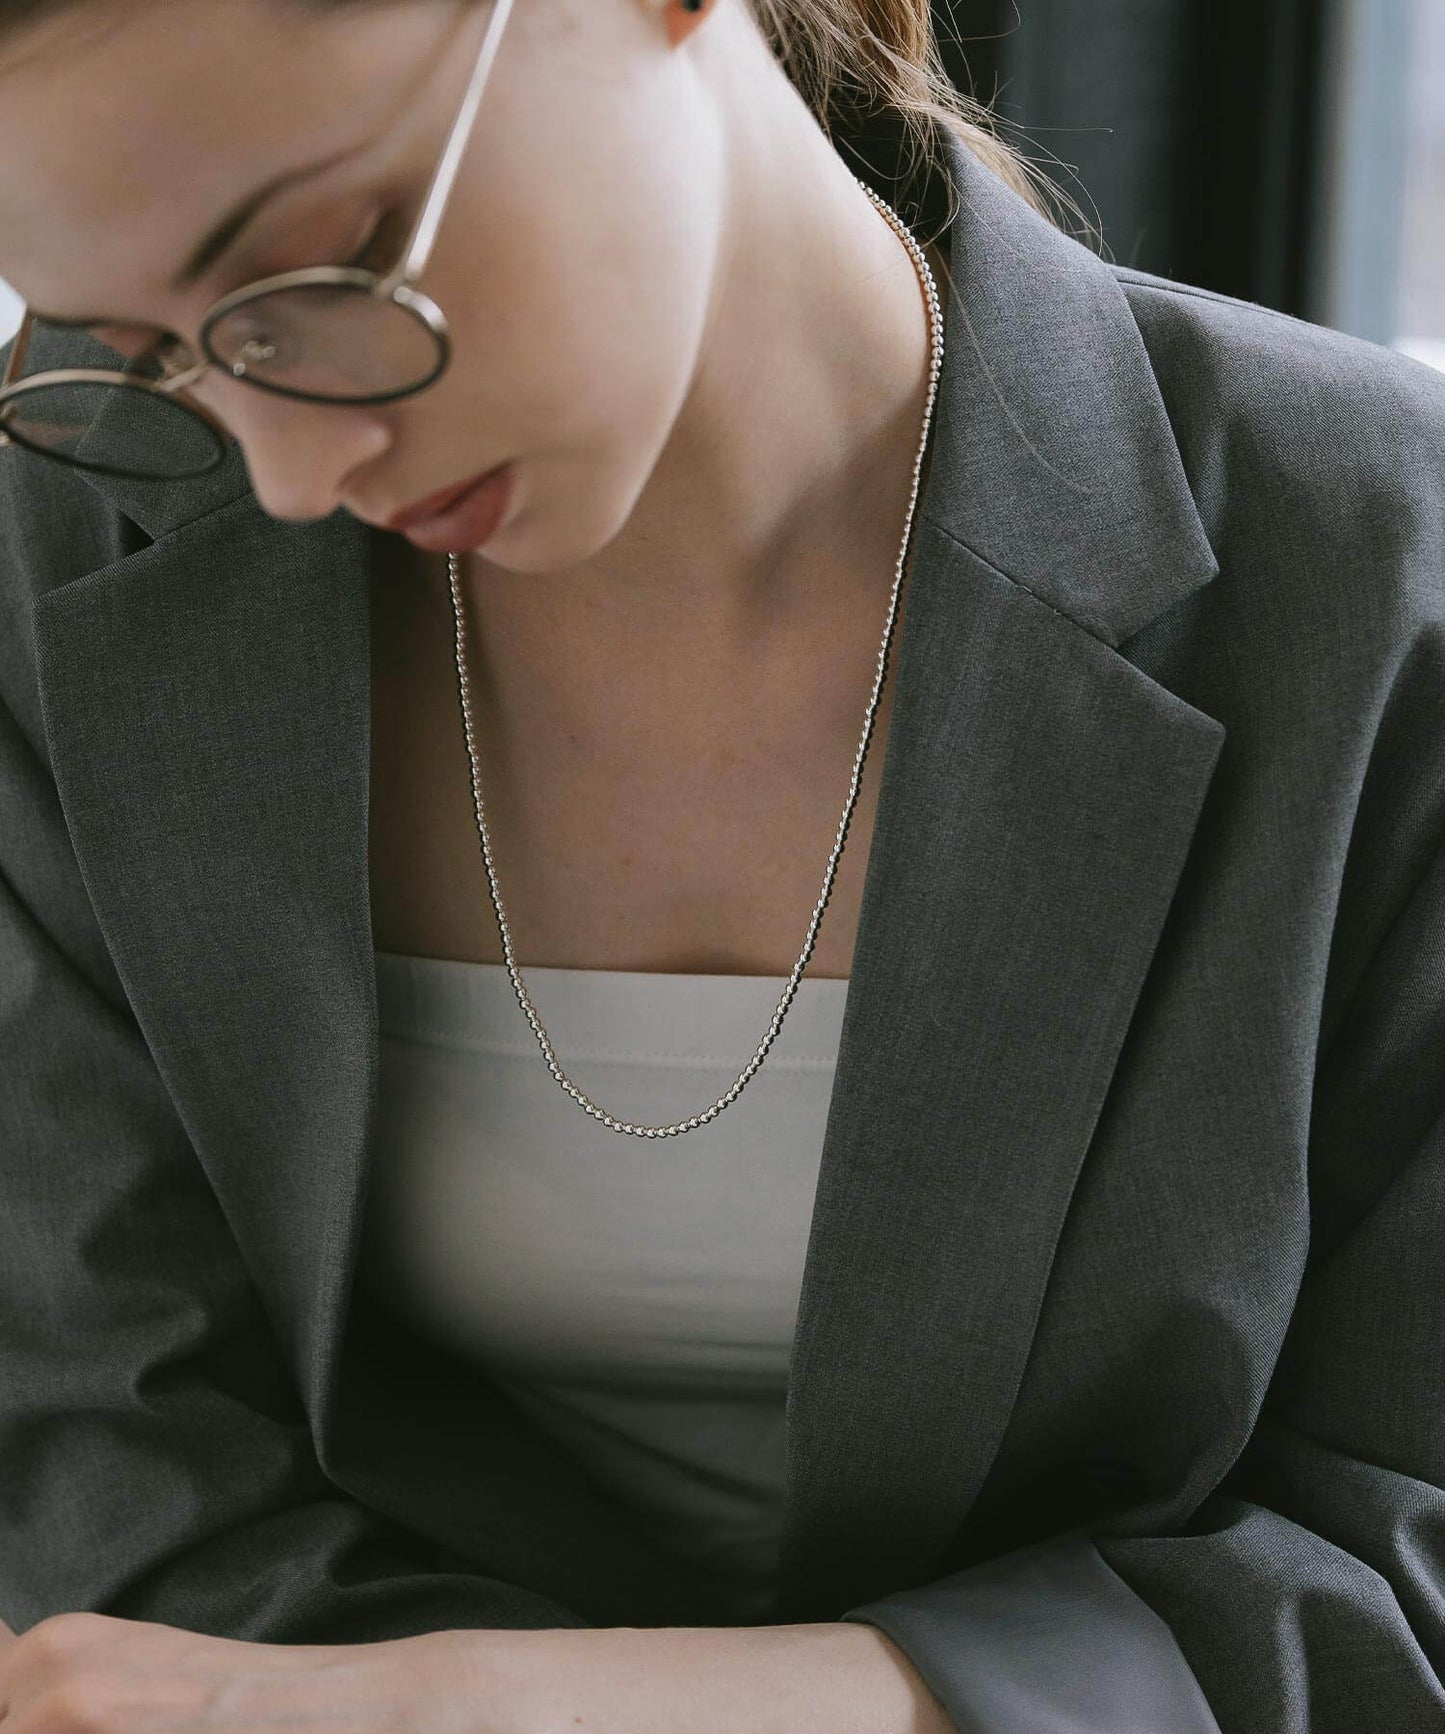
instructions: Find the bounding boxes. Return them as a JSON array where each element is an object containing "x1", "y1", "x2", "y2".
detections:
[
  {"x1": 201, "y1": 281, "x2": 446, "y2": 402},
  {"x1": 0, "y1": 378, "x2": 227, "y2": 479}
]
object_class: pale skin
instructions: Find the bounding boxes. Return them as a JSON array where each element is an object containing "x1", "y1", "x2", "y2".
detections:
[
  {"x1": 0, "y1": 1615, "x2": 955, "y2": 1732},
  {"x1": 0, "y1": 0, "x2": 955, "y2": 1726}
]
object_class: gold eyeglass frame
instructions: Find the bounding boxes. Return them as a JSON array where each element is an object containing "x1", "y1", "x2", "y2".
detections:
[{"x1": 0, "y1": 0, "x2": 513, "y2": 481}]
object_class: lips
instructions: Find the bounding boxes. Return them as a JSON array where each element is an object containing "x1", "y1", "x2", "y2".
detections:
[
  {"x1": 395, "y1": 463, "x2": 515, "y2": 554},
  {"x1": 384, "y1": 465, "x2": 502, "y2": 532}
]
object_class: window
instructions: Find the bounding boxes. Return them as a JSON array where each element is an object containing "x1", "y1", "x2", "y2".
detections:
[
  {"x1": 1396, "y1": 0, "x2": 1444, "y2": 369},
  {"x1": 1307, "y1": 0, "x2": 1444, "y2": 371}
]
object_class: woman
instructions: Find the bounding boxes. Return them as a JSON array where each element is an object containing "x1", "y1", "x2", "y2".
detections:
[{"x1": 0, "y1": 0, "x2": 1441, "y2": 1729}]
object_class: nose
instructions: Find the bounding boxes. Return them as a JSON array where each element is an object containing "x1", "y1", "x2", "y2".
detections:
[{"x1": 195, "y1": 372, "x2": 396, "y2": 522}]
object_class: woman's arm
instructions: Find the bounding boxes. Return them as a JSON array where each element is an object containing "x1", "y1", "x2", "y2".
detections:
[{"x1": 0, "y1": 1610, "x2": 952, "y2": 1733}]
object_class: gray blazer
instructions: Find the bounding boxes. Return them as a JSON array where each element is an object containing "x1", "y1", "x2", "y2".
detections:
[{"x1": 2, "y1": 123, "x2": 1443, "y2": 1733}]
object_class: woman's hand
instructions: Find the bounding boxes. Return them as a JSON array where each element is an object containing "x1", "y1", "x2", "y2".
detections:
[{"x1": 0, "y1": 1609, "x2": 950, "y2": 1732}]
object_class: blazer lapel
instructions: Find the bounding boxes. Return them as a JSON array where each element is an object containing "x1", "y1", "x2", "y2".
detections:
[
  {"x1": 29, "y1": 494, "x2": 380, "y2": 1441},
  {"x1": 770, "y1": 510, "x2": 1226, "y2": 1616},
  {"x1": 769, "y1": 130, "x2": 1227, "y2": 1617},
  {"x1": 31, "y1": 126, "x2": 1225, "y2": 1625}
]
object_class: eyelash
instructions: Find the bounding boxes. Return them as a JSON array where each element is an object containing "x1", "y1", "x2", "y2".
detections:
[{"x1": 109, "y1": 208, "x2": 398, "y2": 371}]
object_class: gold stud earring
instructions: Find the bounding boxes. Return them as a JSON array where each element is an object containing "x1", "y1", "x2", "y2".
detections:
[{"x1": 665, "y1": 0, "x2": 713, "y2": 48}]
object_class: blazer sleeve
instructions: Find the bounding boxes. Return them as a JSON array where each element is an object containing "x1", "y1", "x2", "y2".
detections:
[
  {"x1": 839, "y1": 739, "x2": 1445, "y2": 1719},
  {"x1": 0, "y1": 666, "x2": 593, "y2": 1642}
]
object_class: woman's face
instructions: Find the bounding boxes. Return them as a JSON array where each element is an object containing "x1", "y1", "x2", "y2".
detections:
[{"x1": 0, "y1": 0, "x2": 733, "y2": 555}]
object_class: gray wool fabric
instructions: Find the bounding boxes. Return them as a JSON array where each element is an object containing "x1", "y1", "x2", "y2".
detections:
[{"x1": 2, "y1": 122, "x2": 1443, "y2": 1733}]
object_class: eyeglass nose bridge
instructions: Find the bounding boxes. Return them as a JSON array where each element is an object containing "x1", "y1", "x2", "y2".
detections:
[
  {"x1": 135, "y1": 342, "x2": 241, "y2": 447},
  {"x1": 166, "y1": 338, "x2": 275, "y2": 387}
]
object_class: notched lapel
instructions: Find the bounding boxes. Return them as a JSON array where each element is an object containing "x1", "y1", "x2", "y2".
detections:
[
  {"x1": 773, "y1": 128, "x2": 1229, "y2": 1616},
  {"x1": 771, "y1": 522, "x2": 1225, "y2": 1618}
]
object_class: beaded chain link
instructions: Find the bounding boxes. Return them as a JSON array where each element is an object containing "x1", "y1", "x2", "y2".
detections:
[{"x1": 443, "y1": 177, "x2": 946, "y2": 1136}]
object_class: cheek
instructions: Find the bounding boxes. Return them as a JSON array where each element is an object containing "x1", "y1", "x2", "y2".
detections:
[
  {"x1": 424, "y1": 74, "x2": 723, "y2": 486},
  {"x1": 565, "y1": 198, "x2": 718, "y2": 442},
  {"x1": 449, "y1": 212, "x2": 696, "y2": 465}
]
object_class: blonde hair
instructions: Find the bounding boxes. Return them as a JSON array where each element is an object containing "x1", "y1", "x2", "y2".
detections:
[{"x1": 745, "y1": 0, "x2": 1095, "y2": 291}]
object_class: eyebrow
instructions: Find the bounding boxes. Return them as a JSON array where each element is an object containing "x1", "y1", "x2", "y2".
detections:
[{"x1": 27, "y1": 140, "x2": 369, "y2": 329}]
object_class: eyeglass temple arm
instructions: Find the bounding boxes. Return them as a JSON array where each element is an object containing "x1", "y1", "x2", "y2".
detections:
[
  {"x1": 379, "y1": 0, "x2": 516, "y2": 297},
  {"x1": 1, "y1": 309, "x2": 36, "y2": 390}
]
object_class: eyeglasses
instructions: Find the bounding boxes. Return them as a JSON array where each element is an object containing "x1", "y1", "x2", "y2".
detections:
[{"x1": 0, "y1": 0, "x2": 512, "y2": 482}]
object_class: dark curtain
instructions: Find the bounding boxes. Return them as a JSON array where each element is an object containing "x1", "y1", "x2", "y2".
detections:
[{"x1": 934, "y1": 0, "x2": 1330, "y2": 315}]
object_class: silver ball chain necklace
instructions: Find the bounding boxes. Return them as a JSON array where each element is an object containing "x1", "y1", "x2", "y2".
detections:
[{"x1": 441, "y1": 176, "x2": 945, "y2": 1139}]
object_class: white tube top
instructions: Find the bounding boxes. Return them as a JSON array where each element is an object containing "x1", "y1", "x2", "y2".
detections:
[{"x1": 358, "y1": 950, "x2": 851, "y2": 1623}]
